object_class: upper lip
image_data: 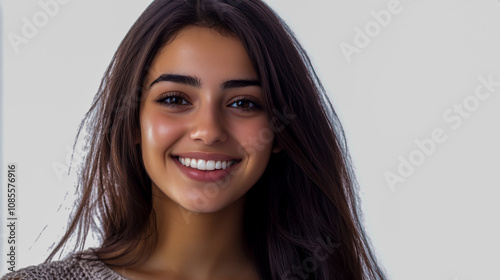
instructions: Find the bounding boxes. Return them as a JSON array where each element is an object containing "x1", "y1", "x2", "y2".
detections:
[{"x1": 172, "y1": 152, "x2": 242, "y2": 162}]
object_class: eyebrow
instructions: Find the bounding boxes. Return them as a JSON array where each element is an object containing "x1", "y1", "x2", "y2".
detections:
[
  {"x1": 149, "y1": 74, "x2": 201, "y2": 88},
  {"x1": 149, "y1": 74, "x2": 261, "y2": 89}
]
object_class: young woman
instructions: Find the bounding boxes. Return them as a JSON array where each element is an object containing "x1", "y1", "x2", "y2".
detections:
[{"x1": 2, "y1": 0, "x2": 386, "y2": 279}]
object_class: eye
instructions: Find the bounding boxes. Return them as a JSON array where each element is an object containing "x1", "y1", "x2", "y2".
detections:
[
  {"x1": 228, "y1": 97, "x2": 262, "y2": 112},
  {"x1": 156, "y1": 93, "x2": 191, "y2": 108}
]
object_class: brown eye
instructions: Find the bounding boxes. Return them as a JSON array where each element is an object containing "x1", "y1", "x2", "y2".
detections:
[
  {"x1": 229, "y1": 97, "x2": 262, "y2": 112},
  {"x1": 236, "y1": 100, "x2": 251, "y2": 108},
  {"x1": 165, "y1": 96, "x2": 186, "y2": 105},
  {"x1": 156, "y1": 93, "x2": 190, "y2": 107}
]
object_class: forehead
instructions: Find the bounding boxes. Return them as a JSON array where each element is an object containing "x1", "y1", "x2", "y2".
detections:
[{"x1": 145, "y1": 26, "x2": 258, "y2": 86}]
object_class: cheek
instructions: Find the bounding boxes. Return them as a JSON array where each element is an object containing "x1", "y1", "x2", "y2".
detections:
[
  {"x1": 141, "y1": 111, "x2": 185, "y2": 155},
  {"x1": 233, "y1": 117, "x2": 274, "y2": 156}
]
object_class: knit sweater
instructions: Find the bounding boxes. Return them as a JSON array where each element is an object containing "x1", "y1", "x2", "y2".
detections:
[{"x1": 1, "y1": 249, "x2": 127, "y2": 280}]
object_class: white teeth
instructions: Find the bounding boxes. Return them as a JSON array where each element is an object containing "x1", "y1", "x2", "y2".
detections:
[
  {"x1": 197, "y1": 160, "x2": 206, "y2": 170},
  {"x1": 177, "y1": 156, "x2": 237, "y2": 171},
  {"x1": 206, "y1": 160, "x2": 215, "y2": 171}
]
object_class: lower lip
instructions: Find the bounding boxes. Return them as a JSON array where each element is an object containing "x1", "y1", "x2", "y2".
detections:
[{"x1": 173, "y1": 157, "x2": 240, "y2": 182}]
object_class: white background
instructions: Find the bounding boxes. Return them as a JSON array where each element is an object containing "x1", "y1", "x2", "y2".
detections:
[{"x1": 1, "y1": 0, "x2": 500, "y2": 279}]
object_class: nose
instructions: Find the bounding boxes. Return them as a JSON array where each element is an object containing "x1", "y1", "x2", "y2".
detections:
[{"x1": 189, "y1": 104, "x2": 228, "y2": 145}]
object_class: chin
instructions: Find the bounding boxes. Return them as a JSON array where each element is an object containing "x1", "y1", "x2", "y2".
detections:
[{"x1": 178, "y1": 190, "x2": 246, "y2": 214}]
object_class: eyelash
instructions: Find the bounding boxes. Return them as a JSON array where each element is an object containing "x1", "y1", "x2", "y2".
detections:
[
  {"x1": 229, "y1": 96, "x2": 262, "y2": 112},
  {"x1": 155, "y1": 93, "x2": 190, "y2": 108},
  {"x1": 155, "y1": 93, "x2": 262, "y2": 112}
]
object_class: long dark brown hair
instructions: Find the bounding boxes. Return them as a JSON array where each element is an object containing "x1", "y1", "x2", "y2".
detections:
[{"x1": 48, "y1": 0, "x2": 387, "y2": 279}]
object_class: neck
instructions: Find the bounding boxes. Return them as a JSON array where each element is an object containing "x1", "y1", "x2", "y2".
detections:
[{"x1": 135, "y1": 184, "x2": 256, "y2": 279}]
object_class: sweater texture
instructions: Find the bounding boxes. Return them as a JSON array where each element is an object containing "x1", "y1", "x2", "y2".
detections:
[{"x1": 1, "y1": 249, "x2": 127, "y2": 280}]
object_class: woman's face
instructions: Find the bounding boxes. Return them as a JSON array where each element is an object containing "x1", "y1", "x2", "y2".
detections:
[{"x1": 140, "y1": 26, "x2": 279, "y2": 213}]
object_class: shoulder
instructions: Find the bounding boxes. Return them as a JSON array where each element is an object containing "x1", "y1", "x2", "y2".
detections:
[{"x1": 1, "y1": 249, "x2": 127, "y2": 280}]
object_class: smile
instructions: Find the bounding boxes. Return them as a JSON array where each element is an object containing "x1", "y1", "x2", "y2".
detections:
[
  {"x1": 173, "y1": 155, "x2": 242, "y2": 182},
  {"x1": 177, "y1": 156, "x2": 238, "y2": 171}
]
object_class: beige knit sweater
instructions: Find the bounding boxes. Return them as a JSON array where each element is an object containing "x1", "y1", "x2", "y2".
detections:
[{"x1": 1, "y1": 249, "x2": 127, "y2": 280}]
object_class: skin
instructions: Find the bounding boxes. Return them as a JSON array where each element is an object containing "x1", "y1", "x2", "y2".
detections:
[{"x1": 112, "y1": 26, "x2": 280, "y2": 280}]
